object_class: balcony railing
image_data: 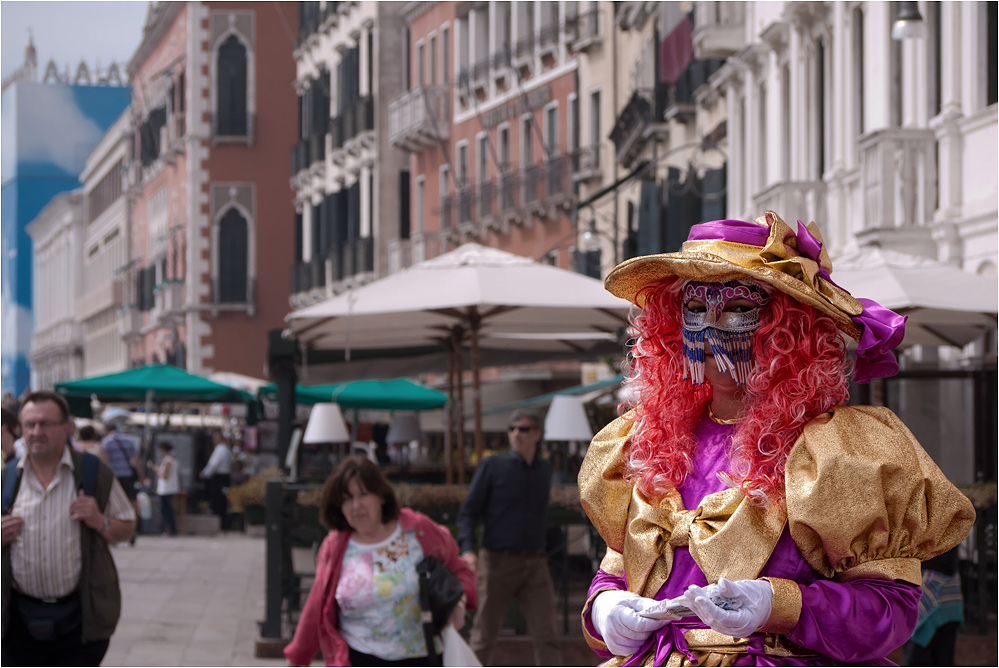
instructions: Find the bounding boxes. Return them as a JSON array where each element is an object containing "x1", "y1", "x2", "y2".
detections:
[
  {"x1": 751, "y1": 181, "x2": 828, "y2": 233},
  {"x1": 491, "y1": 45, "x2": 512, "y2": 71},
  {"x1": 571, "y1": 145, "x2": 601, "y2": 182},
  {"x1": 858, "y1": 128, "x2": 937, "y2": 231},
  {"x1": 545, "y1": 155, "x2": 571, "y2": 200},
  {"x1": 388, "y1": 86, "x2": 450, "y2": 151},
  {"x1": 522, "y1": 163, "x2": 544, "y2": 207},
  {"x1": 693, "y1": 1, "x2": 746, "y2": 59},
  {"x1": 477, "y1": 181, "x2": 495, "y2": 219},
  {"x1": 539, "y1": 23, "x2": 560, "y2": 50},
  {"x1": 457, "y1": 187, "x2": 474, "y2": 225},
  {"x1": 569, "y1": 10, "x2": 602, "y2": 51},
  {"x1": 291, "y1": 140, "x2": 309, "y2": 176},
  {"x1": 436, "y1": 158, "x2": 576, "y2": 228},
  {"x1": 471, "y1": 56, "x2": 490, "y2": 84},
  {"x1": 500, "y1": 171, "x2": 520, "y2": 214},
  {"x1": 325, "y1": 236, "x2": 374, "y2": 283},
  {"x1": 331, "y1": 96, "x2": 374, "y2": 151},
  {"x1": 411, "y1": 232, "x2": 441, "y2": 264},
  {"x1": 290, "y1": 257, "x2": 326, "y2": 295},
  {"x1": 514, "y1": 32, "x2": 536, "y2": 61}
]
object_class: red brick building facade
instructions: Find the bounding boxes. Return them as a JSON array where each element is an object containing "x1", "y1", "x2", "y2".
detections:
[
  {"x1": 126, "y1": 1, "x2": 297, "y2": 376},
  {"x1": 390, "y1": 1, "x2": 585, "y2": 270}
]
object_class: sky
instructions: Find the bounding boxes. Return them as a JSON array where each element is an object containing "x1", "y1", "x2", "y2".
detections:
[{"x1": 1, "y1": 0, "x2": 150, "y2": 82}]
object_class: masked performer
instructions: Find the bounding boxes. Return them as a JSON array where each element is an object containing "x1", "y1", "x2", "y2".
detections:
[{"x1": 580, "y1": 212, "x2": 975, "y2": 666}]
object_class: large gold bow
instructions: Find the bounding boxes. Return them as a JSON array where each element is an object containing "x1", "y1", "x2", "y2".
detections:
[{"x1": 623, "y1": 486, "x2": 787, "y2": 598}]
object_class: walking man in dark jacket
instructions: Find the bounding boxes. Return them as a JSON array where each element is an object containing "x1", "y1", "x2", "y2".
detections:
[{"x1": 457, "y1": 408, "x2": 561, "y2": 666}]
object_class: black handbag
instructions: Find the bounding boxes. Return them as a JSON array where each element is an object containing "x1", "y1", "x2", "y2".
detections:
[{"x1": 416, "y1": 555, "x2": 465, "y2": 657}]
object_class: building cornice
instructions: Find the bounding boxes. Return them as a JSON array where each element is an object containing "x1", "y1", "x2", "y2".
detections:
[
  {"x1": 402, "y1": 1, "x2": 436, "y2": 25},
  {"x1": 127, "y1": 1, "x2": 185, "y2": 78}
]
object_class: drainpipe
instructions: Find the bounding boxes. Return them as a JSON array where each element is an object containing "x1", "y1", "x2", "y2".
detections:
[{"x1": 611, "y1": 4, "x2": 620, "y2": 266}]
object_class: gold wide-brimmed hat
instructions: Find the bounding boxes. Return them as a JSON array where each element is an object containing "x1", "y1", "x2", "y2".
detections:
[{"x1": 605, "y1": 211, "x2": 866, "y2": 340}]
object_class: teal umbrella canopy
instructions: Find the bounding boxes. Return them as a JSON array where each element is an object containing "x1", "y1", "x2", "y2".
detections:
[
  {"x1": 260, "y1": 378, "x2": 447, "y2": 411},
  {"x1": 56, "y1": 365, "x2": 255, "y2": 405}
]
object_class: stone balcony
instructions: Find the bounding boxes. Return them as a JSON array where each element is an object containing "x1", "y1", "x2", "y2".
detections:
[
  {"x1": 752, "y1": 180, "x2": 827, "y2": 229},
  {"x1": 388, "y1": 86, "x2": 450, "y2": 152}
]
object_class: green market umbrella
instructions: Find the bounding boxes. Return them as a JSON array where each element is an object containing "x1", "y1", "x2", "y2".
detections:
[
  {"x1": 260, "y1": 378, "x2": 447, "y2": 411},
  {"x1": 56, "y1": 365, "x2": 255, "y2": 417}
]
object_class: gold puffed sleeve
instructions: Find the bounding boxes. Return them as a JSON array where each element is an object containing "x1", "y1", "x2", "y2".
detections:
[
  {"x1": 785, "y1": 405, "x2": 976, "y2": 585},
  {"x1": 578, "y1": 412, "x2": 637, "y2": 558}
]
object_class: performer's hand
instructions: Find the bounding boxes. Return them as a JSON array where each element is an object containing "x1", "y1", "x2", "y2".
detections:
[
  {"x1": 1, "y1": 514, "x2": 24, "y2": 545},
  {"x1": 461, "y1": 550, "x2": 478, "y2": 575},
  {"x1": 684, "y1": 578, "x2": 773, "y2": 638},
  {"x1": 591, "y1": 589, "x2": 670, "y2": 657}
]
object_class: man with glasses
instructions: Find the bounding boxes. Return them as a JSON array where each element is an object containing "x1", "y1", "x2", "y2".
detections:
[
  {"x1": 2, "y1": 391, "x2": 136, "y2": 665},
  {"x1": 457, "y1": 409, "x2": 561, "y2": 666}
]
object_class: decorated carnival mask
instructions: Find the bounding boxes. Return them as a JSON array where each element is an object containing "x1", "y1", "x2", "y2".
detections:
[{"x1": 681, "y1": 279, "x2": 772, "y2": 386}]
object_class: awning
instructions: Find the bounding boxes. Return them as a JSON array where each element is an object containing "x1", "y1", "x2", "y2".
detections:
[{"x1": 480, "y1": 374, "x2": 626, "y2": 417}]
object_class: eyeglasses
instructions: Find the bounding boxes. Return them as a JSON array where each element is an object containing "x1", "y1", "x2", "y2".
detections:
[
  {"x1": 22, "y1": 420, "x2": 67, "y2": 431},
  {"x1": 507, "y1": 425, "x2": 535, "y2": 434}
]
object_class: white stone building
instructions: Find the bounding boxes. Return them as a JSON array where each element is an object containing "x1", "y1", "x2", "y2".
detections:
[
  {"x1": 289, "y1": 1, "x2": 409, "y2": 309},
  {"x1": 26, "y1": 192, "x2": 87, "y2": 389},
  {"x1": 78, "y1": 112, "x2": 134, "y2": 378}
]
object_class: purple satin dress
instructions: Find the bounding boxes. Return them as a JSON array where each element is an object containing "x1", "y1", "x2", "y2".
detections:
[{"x1": 584, "y1": 418, "x2": 921, "y2": 666}]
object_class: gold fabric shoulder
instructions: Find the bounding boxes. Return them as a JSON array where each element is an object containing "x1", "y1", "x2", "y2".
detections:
[
  {"x1": 578, "y1": 412, "x2": 637, "y2": 558},
  {"x1": 785, "y1": 405, "x2": 976, "y2": 585}
]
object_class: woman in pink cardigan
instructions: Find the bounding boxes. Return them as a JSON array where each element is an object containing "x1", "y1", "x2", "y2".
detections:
[{"x1": 285, "y1": 457, "x2": 476, "y2": 667}]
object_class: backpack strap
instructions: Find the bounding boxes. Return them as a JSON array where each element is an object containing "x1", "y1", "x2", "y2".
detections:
[
  {"x1": 80, "y1": 452, "x2": 99, "y2": 498},
  {"x1": 2, "y1": 457, "x2": 22, "y2": 515}
]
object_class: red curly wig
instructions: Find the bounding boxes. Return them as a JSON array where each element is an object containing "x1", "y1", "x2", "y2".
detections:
[{"x1": 622, "y1": 277, "x2": 850, "y2": 505}]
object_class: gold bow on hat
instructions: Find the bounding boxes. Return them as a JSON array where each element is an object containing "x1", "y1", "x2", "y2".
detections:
[
  {"x1": 623, "y1": 487, "x2": 786, "y2": 598},
  {"x1": 605, "y1": 211, "x2": 866, "y2": 340}
]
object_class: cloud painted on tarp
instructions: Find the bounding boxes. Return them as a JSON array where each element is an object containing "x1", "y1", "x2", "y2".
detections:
[{"x1": 15, "y1": 85, "x2": 105, "y2": 176}]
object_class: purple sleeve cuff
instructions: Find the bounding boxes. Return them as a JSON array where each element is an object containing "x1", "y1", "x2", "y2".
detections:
[
  {"x1": 788, "y1": 577, "x2": 922, "y2": 663},
  {"x1": 584, "y1": 570, "x2": 628, "y2": 658}
]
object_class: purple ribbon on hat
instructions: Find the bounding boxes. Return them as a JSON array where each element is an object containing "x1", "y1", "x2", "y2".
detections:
[{"x1": 687, "y1": 219, "x2": 907, "y2": 382}]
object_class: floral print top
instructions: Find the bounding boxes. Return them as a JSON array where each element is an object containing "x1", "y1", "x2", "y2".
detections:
[{"x1": 335, "y1": 524, "x2": 427, "y2": 660}]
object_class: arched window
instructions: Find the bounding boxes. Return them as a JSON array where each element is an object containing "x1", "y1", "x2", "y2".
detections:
[
  {"x1": 218, "y1": 208, "x2": 248, "y2": 302},
  {"x1": 217, "y1": 35, "x2": 248, "y2": 136}
]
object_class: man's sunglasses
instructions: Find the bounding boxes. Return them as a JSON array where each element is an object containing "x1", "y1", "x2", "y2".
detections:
[{"x1": 507, "y1": 425, "x2": 535, "y2": 433}]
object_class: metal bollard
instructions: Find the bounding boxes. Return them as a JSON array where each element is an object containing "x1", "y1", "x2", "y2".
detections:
[{"x1": 261, "y1": 479, "x2": 283, "y2": 639}]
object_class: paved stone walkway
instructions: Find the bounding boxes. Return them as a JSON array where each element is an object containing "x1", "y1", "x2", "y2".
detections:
[{"x1": 103, "y1": 534, "x2": 285, "y2": 667}]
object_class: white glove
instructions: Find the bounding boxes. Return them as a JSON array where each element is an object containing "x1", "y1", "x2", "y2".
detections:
[
  {"x1": 590, "y1": 590, "x2": 671, "y2": 657},
  {"x1": 684, "y1": 578, "x2": 773, "y2": 638}
]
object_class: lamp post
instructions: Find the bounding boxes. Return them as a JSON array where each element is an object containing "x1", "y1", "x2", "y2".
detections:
[
  {"x1": 579, "y1": 220, "x2": 609, "y2": 279},
  {"x1": 892, "y1": 1, "x2": 926, "y2": 40}
]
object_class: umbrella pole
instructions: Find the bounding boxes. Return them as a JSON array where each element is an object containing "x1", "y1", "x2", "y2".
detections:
[
  {"x1": 454, "y1": 326, "x2": 466, "y2": 485},
  {"x1": 469, "y1": 311, "x2": 484, "y2": 468},
  {"x1": 141, "y1": 389, "x2": 154, "y2": 464},
  {"x1": 445, "y1": 337, "x2": 455, "y2": 485}
]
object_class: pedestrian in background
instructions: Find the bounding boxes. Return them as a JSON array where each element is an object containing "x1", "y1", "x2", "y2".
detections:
[
  {"x1": 2, "y1": 391, "x2": 136, "y2": 665},
  {"x1": 200, "y1": 430, "x2": 232, "y2": 532},
  {"x1": 100, "y1": 415, "x2": 141, "y2": 545},
  {"x1": 1, "y1": 408, "x2": 18, "y2": 464},
  {"x1": 457, "y1": 409, "x2": 561, "y2": 667},
  {"x1": 74, "y1": 425, "x2": 103, "y2": 458},
  {"x1": 153, "y1": 442, "x2": 180, "y2": 537},
  {"x1": 284, "y1": 456, "x2": 475, "y2": 666}
]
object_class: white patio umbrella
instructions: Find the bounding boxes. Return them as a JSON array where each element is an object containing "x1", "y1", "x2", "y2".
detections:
[
  {"x1": 832, "y1": 247, "x2": 997, "y2": 348},
  {"x1": 286, "y1": 243, "x2": 632, "y2": 480}
]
